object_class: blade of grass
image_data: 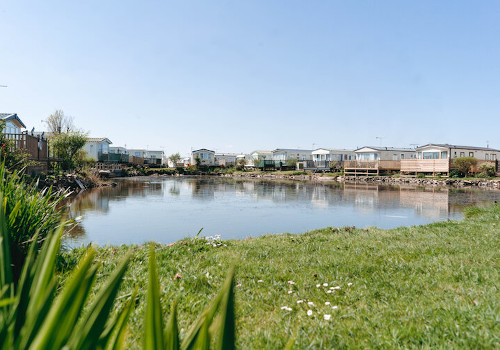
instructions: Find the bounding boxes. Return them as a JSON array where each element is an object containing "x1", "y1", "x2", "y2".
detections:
[
  {"x1": 103, "y1": 287, "x2": 138, "y2": 350},
  {"x1": 214, "y1": 265, "x2": 236, "y2": 350},
  {"x1": 144, "y1": 244, "x2": 165, "y2": 349},
  {"x1": 165, "y1": 301, "x2": 179, "y2": 350}
]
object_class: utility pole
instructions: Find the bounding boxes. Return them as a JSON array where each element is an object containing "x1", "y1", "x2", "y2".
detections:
[{"x1": 375, "y1": 136, "x2": 385, "y2": 146}]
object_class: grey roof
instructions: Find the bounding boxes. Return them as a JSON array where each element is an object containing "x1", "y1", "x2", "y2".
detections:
[
  {"x1": 192, "y1": 148, "x2": 215, "y2": 153},
  {"x1": 273, "y1": 148, "x2": 314, "y2": 153},
  {"x1": 0, "y1": 113, "x2": 26, "y2": 128},
  {"x1": 86, "y1": 137, "x2": 112, "y2": 144},
  {"x1": 355, "y1": 146, "x2": 415, "y2": 152},
  {"x1": 417, "y1": 143, "x2": 500, "y2": 152}
]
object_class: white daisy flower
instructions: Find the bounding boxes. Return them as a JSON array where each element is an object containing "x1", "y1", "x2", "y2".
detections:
[
  {"x1": 325, "y1": 301, "x2": 331, "y2": 305},
  {"x1": 332, "y1": 305, "x2": 338, "y2": 310},
  {"x1": 347, "y1": 282, "x2": 353, "y2": 286},
  {"x1": 288, "y1": 290, "x2": 293, "y2": 294},
  {"x1": 287, "y1": 281, "x2": 295, "y2": 285},
  {"x1": 316, "y1": 284, "x2": 321, "y2": 288},
  {"x1": 324, "y1": 314, "x2": 331, "y2": 320},
  {"x1": 323, "y1": 283, "x2": 328, "y2": 287},
  {"x1": 297, "y1": 300, "x2": 304, "y2": 304},
  {"x1": 307, "y1": 310, "x2": 313, "y2": 316},
  {"x1": 257, "y1": 280, "x2": 264, "y2": 283},
  {"x1": 307, "y1": 301, "x2": 314, "y2": 306}
]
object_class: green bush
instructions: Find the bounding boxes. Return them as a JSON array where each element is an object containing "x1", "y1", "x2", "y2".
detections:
[
  {"x1": 416, "y1": 173, "x2": 426, "y2": 178},
  {"x1": 450, "y1": 169, "x2": 465, "y2": 178},
  {"x1": 476, "y1": 163, "x2": 495, "y2": 178},
  {"x1": 453, "y1": 157, "x2": 477, "y2": 177}
]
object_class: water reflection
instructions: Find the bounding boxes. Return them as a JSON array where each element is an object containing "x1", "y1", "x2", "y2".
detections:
[{"x1": 65, "y1": 177, "x2": 500, "y2": 246}]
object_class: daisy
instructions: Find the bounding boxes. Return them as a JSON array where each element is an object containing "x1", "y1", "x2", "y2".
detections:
[
  {"x1": 307, "y1": 310, "x2": 313, "y2": 316},
  {"x1": 324, "y1": 314, "x2": 331, "y2": 320}
]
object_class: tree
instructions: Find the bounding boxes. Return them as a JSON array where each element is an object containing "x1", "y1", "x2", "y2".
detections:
[
  {"x1": 195, "y1": 156, "x2": 201, "y2": 168},
  {"x1": 50, "y1": 131, "x2": 87, "y2": 170},
  {"x1": 169, "y1": 152, "x2": 181, "y2": 167},
  {"x1": 45, "y1": 109, "x2": 74, "y2": 134},
  {"x1": 453, "y1": 157, "x2": 477, "y2": 177}
]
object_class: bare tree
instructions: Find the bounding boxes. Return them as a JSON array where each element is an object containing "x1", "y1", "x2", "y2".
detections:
[{"x1": 45, "y1": 110, "x2": 74, "y2": 134}]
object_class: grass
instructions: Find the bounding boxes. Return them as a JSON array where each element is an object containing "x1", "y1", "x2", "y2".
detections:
[{"x1": 65, "y1": 205, "x2": 500, "y2": 349}]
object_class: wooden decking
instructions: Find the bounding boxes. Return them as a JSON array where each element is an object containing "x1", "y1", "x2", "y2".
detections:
[
  {"x1": 344, "y1": 160, "x2": 401, "y2": 176},
  {"x1": 4, "y1": 132, "x2": 49, "y2": 161},
  {"x1": 401, "y1": 159, "x2": 451, "y2": 174}
]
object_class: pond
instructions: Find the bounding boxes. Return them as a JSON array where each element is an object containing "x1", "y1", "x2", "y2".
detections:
[{"x1": 65, "y1": 177, "x2": 500, "y2": 246}]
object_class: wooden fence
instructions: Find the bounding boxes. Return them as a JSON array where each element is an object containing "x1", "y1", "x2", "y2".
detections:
[{"x1": 4, "y1": 132, "x2": 48, "y2": 161}]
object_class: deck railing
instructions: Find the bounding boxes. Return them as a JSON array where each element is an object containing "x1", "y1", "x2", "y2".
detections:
[{"x1": 4, "y1": 132, "x2": 48, "y2": 160}]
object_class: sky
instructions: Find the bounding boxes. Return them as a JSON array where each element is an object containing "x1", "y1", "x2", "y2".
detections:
[{"x1": 1, "y1": 1, "x2": 499, "y2": 156}]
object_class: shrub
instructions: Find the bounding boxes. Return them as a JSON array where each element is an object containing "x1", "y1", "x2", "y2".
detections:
[
  {"x1": 477, "y1": 163, "x2": 495, "y2": 178},
  {"x1": 417, "y1": 173, "x2": 426, "y2": 178},
  {"x1": 449, "y1": 169, "x2": 465, "y2": 178},
  {"x1": 453, "y1": 157, "x2": 477, "y2": 177}
]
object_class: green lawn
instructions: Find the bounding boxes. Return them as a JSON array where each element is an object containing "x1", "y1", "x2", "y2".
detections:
[{"x1": 65, "y1": 205, "x2": 500, "y2": 349}]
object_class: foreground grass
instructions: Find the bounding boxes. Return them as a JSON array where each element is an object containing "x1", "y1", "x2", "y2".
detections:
[{"x1": 65, "y1": 205, "x2": 500, "y2": 349}]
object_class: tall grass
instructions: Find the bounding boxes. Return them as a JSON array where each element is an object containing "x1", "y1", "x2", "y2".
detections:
[
  {"x1": 0, "y1": 197, "x2": 133, "y2": 349},
  {"x1": 0, "y1": 164, "x2": 67, "y2": 282}
]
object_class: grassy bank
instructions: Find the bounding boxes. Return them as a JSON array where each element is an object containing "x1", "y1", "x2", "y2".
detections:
[{"x1": 66, "y1": 205, "x2": 500, "y2": 349}]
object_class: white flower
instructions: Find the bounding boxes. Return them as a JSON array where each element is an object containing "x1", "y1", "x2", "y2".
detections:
[
  {"x1": 287, "y1": 281, "x2": 295, "y2": 285},
  {"x1": 325, "y1": 301, "x2": 331, "y2": 305},
  {"x1": 323, "y1": 283, "x2": 328, "y2": 287},
  {"x1": 307, "y1": 301, "x2": 314, "y2": 306},
  {"x1": 316, "y1": 284, "x2": 321, "y2": 288},
  {"x1": 257, "y1": 280, "x2": 264, "y2": 283},
  {"x1": 347, "y1": 282, "x2": 353, "y2": 286},
  {"x1": 324, "y1": 314, "x2": 331, "y2": 320},
  {"x1": 288, "y1": 290, "x2": 293, "y2": 294},
  {"x1": 307, "y1": 310, "x2": 313, "y2": 316},
  {"x1": 280, "y1": 306, "x2": 288, "y2": 310},
  {"x1": 333, "y1": 286, "x2": 341, "y2": 290},
  {"x1": 326, "y1": 290, "x2": 333, "y2": 294},
  {"x1": 297, "y1": 300, "x2": 303, "y2": 304},
  {"x1": 332, "y1": 305, "x2": 338, "y2": 310}
]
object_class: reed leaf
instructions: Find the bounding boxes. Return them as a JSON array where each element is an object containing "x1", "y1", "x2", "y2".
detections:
[{"x1": 67, "y1": 251, "x2": 132, "y2": 350}]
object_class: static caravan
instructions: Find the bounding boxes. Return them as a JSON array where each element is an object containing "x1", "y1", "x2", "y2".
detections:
[
  {"x1": 191, "y1": 148, "x2": 215, "y2": 166},
  {"x1": 345, "y1": 146, "x2": 416, "y2": 176},
  {"x1": 214, "y1": 153, "x2": 238, "y2": 167},
  {"x1": 401, "y1": 144, "x2": 500, "y2": 175}
]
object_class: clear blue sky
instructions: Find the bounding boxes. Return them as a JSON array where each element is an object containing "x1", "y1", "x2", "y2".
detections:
[{"x1": 1, "y1": 1, "x2": 499, "y2": 156}]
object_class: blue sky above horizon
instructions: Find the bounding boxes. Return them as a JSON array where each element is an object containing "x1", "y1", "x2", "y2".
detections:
[{"x1": 1, "y1": 0, "x2": 499, "y2": 156}]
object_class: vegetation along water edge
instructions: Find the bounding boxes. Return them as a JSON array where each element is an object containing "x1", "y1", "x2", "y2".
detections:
[{"x1": 63, "y1": 204, "x2": 500, "y2": 349}]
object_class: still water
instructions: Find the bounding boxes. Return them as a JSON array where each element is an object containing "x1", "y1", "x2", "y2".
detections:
[{"x1": 65, "y1": 177, "x2": 500, "y2": 246}]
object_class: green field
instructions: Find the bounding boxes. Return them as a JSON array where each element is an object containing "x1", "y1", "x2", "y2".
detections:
[{"x1": 65, "y1": 205, "x2": 500, "y2": 349}]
